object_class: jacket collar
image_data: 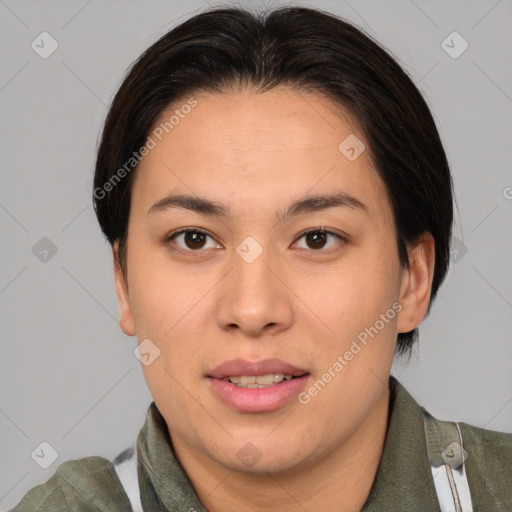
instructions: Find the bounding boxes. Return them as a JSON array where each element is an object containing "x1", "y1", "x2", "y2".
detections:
[{"x1": 361, "y1": 376, "x2": 439, "y2": 510}]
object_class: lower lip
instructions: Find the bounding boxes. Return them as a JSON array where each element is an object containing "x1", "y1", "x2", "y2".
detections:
[{"x1": 208, "y1": 375, "x2": 309, "y2": 413}]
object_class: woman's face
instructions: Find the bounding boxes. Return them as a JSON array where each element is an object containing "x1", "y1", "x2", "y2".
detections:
[{"x1": 114, "y1": 87, "x2": 431, "y2": 473}]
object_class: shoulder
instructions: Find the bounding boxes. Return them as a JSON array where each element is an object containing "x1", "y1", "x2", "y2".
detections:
[
  {"x1": 9, "y1": 455, "x2": 131, "y2": 512},
  {"x1": 398, "y1": 376, "x2": 512, "y2": 510},
  {"x1": 460, "y1": 420, "x2": 512, "y2": 457},
  {"x1": 459, "y1": 419, "x2": 512, "y2": 473},
  {"x1": 430, "y1": 414, "x2": 512, "y2": 510},
  {"x1": 459, "y1": 421, "x2": 512, "y2": 505}
]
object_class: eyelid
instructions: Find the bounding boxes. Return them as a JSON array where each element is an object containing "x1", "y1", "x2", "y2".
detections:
[
  {"x1": 166, "y1": 226, "x2": 211, "y2": 239},
  {"x1": 294, "y1": 226, "x2": 349, "y2": 241}
]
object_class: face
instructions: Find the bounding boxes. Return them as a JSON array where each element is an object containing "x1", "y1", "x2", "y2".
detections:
[{"x1": 114, "y1": 87, "x2": 433, "y2": 474}]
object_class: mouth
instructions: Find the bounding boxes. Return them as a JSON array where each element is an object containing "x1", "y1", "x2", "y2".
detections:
[
  {"x1": 221, "y1": 374, "x2": 296, "y2": 388},
  {"x1": 207, "y1": 359, "x2": 310, "y2": 412}
]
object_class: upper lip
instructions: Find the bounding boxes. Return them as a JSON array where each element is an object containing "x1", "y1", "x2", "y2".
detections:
[{"x1": 208, "y1": 358, "x2": 309, "y2": 378}]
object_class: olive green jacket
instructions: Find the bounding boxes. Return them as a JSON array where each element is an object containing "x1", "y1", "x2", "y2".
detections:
[{"x1": 10, "y1": 377, "x2": 512, "y2": 511}]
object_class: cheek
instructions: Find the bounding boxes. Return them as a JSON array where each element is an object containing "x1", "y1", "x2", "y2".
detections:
[
  {"x1": 128, "y1": 263, "x2": 212, "y2": 383},
  {"x1": 126, "y1": 246, "x2": 196, "y2": 334},
  {"x1": 293, "y1": 255, "x2": 399, "y2": 342}
]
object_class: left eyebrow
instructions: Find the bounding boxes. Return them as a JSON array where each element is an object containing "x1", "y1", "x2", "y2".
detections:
[
  {"x1": 147, "y1": 192, "x2": 367, "y2": 219},
  {"x1": 276, "y1": 192, "x2": 368, "y2": 222}
]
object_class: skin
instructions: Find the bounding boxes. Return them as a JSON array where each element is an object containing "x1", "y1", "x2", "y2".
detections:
[{"x1": 113, "y1": 86, "x2": 435, "y2": 512}]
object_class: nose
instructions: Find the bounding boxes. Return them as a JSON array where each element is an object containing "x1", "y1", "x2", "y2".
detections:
[{"x1": 215, "y1": 245, "x2": 294, "y2": 337}]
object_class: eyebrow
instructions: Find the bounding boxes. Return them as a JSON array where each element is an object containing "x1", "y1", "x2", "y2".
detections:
[{"x1": 147, "y1": 192, "x2": 367, "y2": 220}]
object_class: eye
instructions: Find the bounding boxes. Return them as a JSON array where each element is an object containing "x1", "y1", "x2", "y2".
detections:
[
  {"x1": 165, "y1": 227, "x2": 347, "y2": 253},
  {"x1": 166, "y1": 228, "x2": 222, "y2": 251},
  {"x1": 293, "y1": 228, "x2": 347, "y2": 251}
]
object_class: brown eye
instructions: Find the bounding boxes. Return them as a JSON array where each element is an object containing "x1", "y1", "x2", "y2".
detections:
[
  {"x1": 183, "y1": 231, "x2": 207, "y2": 249},
  {"x1": 167, "y1": 229, "x2": 221, "y2": 251},
  {"x1": 294, "y1": 229, "x2": 347, "y2": 251},
  {"x1": 305, "y1": 231, "x2": 328, "y2": 249}
]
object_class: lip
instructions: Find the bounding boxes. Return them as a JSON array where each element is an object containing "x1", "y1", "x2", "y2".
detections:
[
  {"x1": 208, "y1": 358, "x2": 308, "y2": 379},
  {"x1": 207, "y1": 358, "x2": 310, "y2": 413}
]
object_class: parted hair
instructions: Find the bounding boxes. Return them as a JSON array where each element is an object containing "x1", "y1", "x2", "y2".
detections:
[{"x1": 93, "y1": 6, "x2": 454, "y2": 355}]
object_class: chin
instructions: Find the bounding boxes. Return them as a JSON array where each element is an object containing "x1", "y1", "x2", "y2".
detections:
[{"x1": 208, "y1": 434, "x2": 316, "y2": 475}]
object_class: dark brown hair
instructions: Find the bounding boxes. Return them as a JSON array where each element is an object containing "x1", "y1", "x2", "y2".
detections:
[{"x1": 93, "y1": 6, "x2": 454, "y2": 355}]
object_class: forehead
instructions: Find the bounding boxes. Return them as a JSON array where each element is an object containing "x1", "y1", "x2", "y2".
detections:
[{"x1": 131, "y1": 87, "x2": 391, "y2": 221}]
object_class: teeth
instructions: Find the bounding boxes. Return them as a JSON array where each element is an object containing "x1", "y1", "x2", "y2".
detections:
[{"x1": 222, "y1": 374, "x2": 294, "y2": 388}]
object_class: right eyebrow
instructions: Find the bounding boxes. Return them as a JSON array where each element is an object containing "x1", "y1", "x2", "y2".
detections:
[{"x1": 147, "y1": 194, "x2": 229, "y2": 217}]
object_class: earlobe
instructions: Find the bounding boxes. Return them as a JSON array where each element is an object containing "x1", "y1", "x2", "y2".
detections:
[
  {"x1": 112, "y1": 242, "x2": 136, "y2": 336},
  {"x1": 396, "y1": 233, "x2": 435, "y2": 334}
]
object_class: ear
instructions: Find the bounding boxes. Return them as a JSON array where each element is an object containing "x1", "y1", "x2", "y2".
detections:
[
  {"x1": 112, "y1": 241, "x2": 136, "y2": 336},
  {"x1": 396, "y1": 232, "x2": 436, "y2": 334}
]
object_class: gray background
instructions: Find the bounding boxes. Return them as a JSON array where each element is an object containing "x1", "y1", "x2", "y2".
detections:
[{"x1": 1, "y1": 0, "x2": 511, "y2": 508}]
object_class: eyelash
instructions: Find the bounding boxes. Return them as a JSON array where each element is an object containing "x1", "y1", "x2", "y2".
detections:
[{"x1": 164, "y1": 227, "x2": 348, "y2": 254}]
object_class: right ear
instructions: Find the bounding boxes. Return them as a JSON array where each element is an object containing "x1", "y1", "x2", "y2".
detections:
[{"x1": 112, "y1": 241, "x2": 136, "y2": 336}]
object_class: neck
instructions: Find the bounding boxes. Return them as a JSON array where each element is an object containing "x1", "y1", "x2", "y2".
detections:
[{"x1": 173, "y1": 387, "x2": 390, "y2": 512}]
